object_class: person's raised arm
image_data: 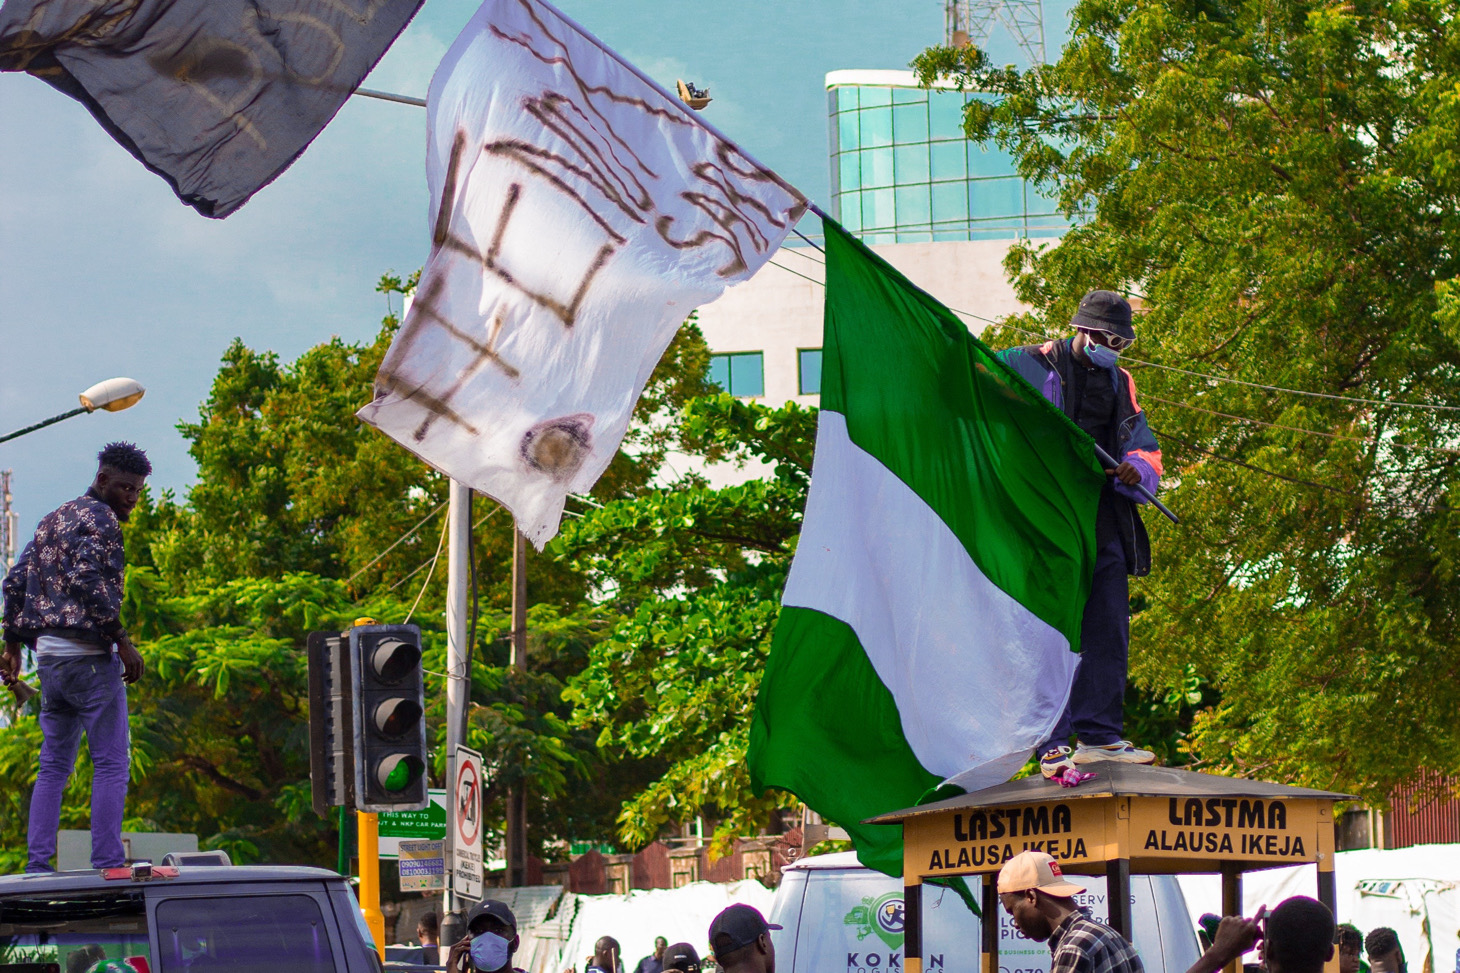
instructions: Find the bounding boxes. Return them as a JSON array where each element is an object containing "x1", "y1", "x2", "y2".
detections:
[{"x1": 1186, "y1": 915, "x2": 1262, "y2": 973}]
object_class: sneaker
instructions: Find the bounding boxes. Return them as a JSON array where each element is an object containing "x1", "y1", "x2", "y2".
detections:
[
  {"x1": 1073, "y1": 741, "x2": 1156, "y2": 764},
  {"x1": 1039, "y1": 745, "x2": 1076, "y2": 780}
]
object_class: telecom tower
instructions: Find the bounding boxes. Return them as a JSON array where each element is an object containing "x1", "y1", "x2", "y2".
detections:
[{"x1": 946, "y1": 0, "x2": 1047, "y2": 66}]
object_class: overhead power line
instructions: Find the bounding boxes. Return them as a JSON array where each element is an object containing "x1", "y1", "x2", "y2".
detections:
[
  {"x1": 769, "y1": 244, "x2": 1460, "y2": 415},
  {"x1": 347, "y1": 500, "x2": 449, "y2": 584},
  {"x1": 1156, "y1": 427, "x2": 1458, "y2": 514},
  {"x1": 1144, "y1": 395, "x2": 1460, "y2": 456}
]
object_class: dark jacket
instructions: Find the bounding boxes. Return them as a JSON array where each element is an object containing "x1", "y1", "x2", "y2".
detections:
[
  {"x1": 996, "y1": 338, "x2": 1163, "y2": 576},
  {"x1": 2, "y1": 490, "x2": 126, "y2": 645}
]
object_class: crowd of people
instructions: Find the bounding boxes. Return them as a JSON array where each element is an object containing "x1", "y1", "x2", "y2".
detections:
[
  {"x1": 999, "y1": 850, "x2": 1409, "y2": 973},
  {"x1": 406, "y1": 899, "x2": 777, "y2": 973},
  {"x1": 409, "y1": 850, "x2": 1403, "y2": 973}
]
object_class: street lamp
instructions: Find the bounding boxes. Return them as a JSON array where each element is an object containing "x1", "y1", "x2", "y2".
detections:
[{"x1": 0, "y1": 377, "x2": 146, "y2": 445}]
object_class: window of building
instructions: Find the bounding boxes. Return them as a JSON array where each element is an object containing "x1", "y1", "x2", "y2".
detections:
[
  {"x1": 929, "y1": 91, "x2": 967, "y2": 140},
  {"x1": 709, "y1": 352, "x2": 764, "y2": 397},
  {"x1": 826, "y1": 82, "x2": 1073, "y2": 242},
  {"x1": 861, "y1": 106, "x2": 893, "y2": 147},
  {"x1": 798, "y1": 349, "x2": 823, "y2": 395}
]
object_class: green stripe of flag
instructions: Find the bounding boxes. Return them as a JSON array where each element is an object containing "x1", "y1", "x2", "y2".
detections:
[{"x1": 821, "y1": 221, "x2": 1104, "y2": 648}]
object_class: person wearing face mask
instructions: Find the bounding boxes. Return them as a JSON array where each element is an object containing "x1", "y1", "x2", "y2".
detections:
[
  {"x1": 997, "y1": 291, "x2": 1163, "y2": 778},
  {"x1": 446, "y1": 900, "x2": 525, "y2": 973}
]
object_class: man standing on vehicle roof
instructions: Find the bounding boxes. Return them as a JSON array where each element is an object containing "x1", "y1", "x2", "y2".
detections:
[
  {"x1": 1, "y1": 443, "x2": 150, "y2": 873},
  {"x1": 997, "y1": 291, "x2": 1163, "y2": 779},
  {"x1": 445, "y1": 899, "x2": 526, "y2": 973}
]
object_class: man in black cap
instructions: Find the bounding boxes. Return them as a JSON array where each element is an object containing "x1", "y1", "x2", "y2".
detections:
[
  {"x1": 663, "y1": 943, "x2": 701, "y2": 973},
  {"x1": 999, "y1": 291, "x2": 1164, "y2": 778},
  {"x1": 708, "y1": 904, "x2": 780, "y2": 973},
  {"x1": 445, "y1": 899, "x2": 524, "y2": 973}
]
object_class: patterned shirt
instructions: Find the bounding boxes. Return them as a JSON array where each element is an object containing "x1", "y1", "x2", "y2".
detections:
[
  {"x1": 1048, "y1": 908, "x2": 1145, "y2": 973},
  {"x1": 2, "y1": 489, "x2": 126, "y2": 645}
]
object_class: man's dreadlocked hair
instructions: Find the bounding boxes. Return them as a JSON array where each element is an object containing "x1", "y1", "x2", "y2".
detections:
[{"x1": 97, "y1": 442, "x2": 152, "y2": 476}]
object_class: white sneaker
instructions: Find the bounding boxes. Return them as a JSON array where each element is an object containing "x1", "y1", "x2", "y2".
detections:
[
  {"x1": 1073, "y1": 740, "x2": 1155, "y2": 764},
  {"x1": 1039, "y1": 745, "x2": 1077, "y2": 779}
]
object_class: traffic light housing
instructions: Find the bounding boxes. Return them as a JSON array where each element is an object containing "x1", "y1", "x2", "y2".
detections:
[
  {"x1": 307, "y1": 631, "x2": 353, "y2": 817},
  {"x1": 350, "y1": 623, "x2": 429, "y2": 812}
]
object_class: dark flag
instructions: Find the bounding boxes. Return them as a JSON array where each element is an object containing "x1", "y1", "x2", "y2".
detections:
[{"x1": 0, "y1": 0, "x2": 424, "y2": 218}]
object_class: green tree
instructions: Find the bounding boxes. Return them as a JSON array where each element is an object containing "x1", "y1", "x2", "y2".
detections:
[
  {"x1": 914, "y1": 0, "x2": 1460, "y2": 800},
  {"x1": 558, "y1": 394, "x2": 817, "y2": 848},
  {"x1": 0, "y1": 279, "x2": 719, "y2": 870}
]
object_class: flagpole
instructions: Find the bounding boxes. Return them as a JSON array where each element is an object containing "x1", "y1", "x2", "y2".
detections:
[
  {"x1": 506, "y1": 528, "x2": 529, "y2": 887},
  {"x1": 1092, "y1": 444, "x2": 1179, "y2": 524},
  {"x1": 443, "y1": 478, "x2": 473, "y2": 913}
]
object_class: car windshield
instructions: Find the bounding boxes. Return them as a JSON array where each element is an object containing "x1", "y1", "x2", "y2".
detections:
[{"x1": 0, "y1": 890, "x2": 151, "y2": 973}]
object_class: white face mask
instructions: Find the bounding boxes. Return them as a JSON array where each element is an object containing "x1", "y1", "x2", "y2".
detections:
[{"x1": 470, "y1": 932, "x2": 512, "y2": 971}]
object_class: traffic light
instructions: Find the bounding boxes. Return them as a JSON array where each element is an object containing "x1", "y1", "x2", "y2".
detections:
[
  {"x1": 350, "y1": 623, "x2": 429, "y2": 812},
  {"x1": 307, "y1": 631, "x2": 353, "y2": 817}
]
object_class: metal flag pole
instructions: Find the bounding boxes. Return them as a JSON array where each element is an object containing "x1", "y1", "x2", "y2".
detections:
[
  {"x1": 1092, "y1": 444, "x2": 1180, "y2": 524},
  {"x1": 506, "y1": 529, "x2": 529, "y2": 887},
  {"x1": 442, "y1": 479, "x2": 473, "y2": 914}
]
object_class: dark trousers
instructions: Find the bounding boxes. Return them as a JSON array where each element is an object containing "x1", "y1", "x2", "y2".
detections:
[{"x1": 1040, "y1": 496, "x2": 1129, "y2": 753}]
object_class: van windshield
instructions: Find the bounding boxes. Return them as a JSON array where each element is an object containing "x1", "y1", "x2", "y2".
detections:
[{"x1": 0, "y1": 890, "x2": 151, "y2": 973}]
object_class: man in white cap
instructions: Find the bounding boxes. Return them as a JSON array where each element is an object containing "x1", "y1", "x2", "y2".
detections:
[{"x1": 997, "y1": 851, "x2": 1143, "y2": 973}]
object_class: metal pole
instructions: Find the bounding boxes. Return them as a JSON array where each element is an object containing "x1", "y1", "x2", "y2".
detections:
[
  {"x1": 904, "y1": 874, "x2": 923, "y2": 973},
  {"x1": 506, "y1": 528, "x2": 528, "y2": 886},
  {"x1": 1092, "y1": 443, "x2": 1180, "y2": 524},
  {"x1": 981, "y1": 874, "x2": 998, "y2": 973},
  {"x1": 355, "y1": 87, "x2": 427, "y2": 108},
  {"x1": 443, "y1": 479, "x2": 473, "y2": 911},
  {"x1": 1106, "y1": 859, "x2": 1132, "y2": 940},
  {"x1": 1, "y1": 470, "x2": 15, "y2": 571},
  {"x1": 0, "y1": 406, "x2": 87, "y2": 445},
  {"x1": 358, "y1": 811, "x2": 385, "y2": 961},
  {"x1": 1221, "y1": 862, "x2": 1243, "y2": 973}
]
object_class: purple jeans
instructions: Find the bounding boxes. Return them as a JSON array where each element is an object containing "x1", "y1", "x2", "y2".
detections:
[{"x1": 27, "y1": 653, "x2": 131, "y2": 872}]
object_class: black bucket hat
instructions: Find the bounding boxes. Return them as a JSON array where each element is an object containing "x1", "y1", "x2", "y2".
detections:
[{"x1": 1070, "y1": 290, "x2": 1135, "y2": 342}]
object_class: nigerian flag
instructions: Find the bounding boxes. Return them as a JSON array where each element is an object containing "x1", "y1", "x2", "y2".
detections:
[{"x1": 748, "y1": 219, "x2": 1107, "y2": 877}]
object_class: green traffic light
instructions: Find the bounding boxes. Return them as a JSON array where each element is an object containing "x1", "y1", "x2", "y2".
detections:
[{"x1": 377, "y1": 754, "x2": 425, "y2": 792}]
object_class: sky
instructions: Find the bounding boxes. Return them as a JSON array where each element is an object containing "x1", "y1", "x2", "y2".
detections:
[{"x1": 0, "y1": 0, "x2": 1049, "y2": 541}]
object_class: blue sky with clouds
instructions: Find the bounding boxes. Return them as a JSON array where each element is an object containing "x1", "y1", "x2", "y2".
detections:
[{"x1": 0, "y1": 0, "x2": 1054, "y2": 538}]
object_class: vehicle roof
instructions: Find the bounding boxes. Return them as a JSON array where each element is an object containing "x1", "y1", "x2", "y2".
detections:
[
  {"x1": 781, "y1": 851, "x2": 863, "y2": 872},
  {"x1": 0, "y1": 865, "x2": 343, "y2": 895}
]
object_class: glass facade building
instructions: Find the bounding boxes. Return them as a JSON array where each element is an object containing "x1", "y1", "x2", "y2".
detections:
[{"x1": 827, "y1": 70, "x2": 1068, "y2": 243}]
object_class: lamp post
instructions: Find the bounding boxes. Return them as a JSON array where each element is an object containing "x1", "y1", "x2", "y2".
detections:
[{"x1": 0, "y1": 378, "x2": 146, "y2": 445}]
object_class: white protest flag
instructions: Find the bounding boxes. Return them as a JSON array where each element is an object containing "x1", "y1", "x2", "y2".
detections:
[{"x1": 358, "y1": 0, "x2": 807, "y2": 545}]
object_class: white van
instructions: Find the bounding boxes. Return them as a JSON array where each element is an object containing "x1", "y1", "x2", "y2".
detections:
[{"x1": 769, "y1": 852, "x2": 1201, "y2": 973}]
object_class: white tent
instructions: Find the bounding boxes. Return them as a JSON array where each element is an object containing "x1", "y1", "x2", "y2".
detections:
[
  {"x1": 514, "y1": 879, "x2": 776, "y2": 973},
  {"x1": 1177, "y1": 844, "x2": 1460, "y2": 973}
]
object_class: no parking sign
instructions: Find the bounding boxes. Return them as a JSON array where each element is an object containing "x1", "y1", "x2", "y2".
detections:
[{"x1": 452, "y1": 745, "x2": 484, "y2": 900}]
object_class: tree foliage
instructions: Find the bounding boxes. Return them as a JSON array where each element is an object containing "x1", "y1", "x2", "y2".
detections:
[
  {"x1": 557, "y1": 395, "x2": 817, "y2": 848},
  {"x1": 914, "y1": 0, "x2": 1460, "y2": 799},
  {"x1": 0, "y1": 278, "x2": 724, "y2": 870}
]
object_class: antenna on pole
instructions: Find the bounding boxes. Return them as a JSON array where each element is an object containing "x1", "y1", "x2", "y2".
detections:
[{"x1": 945, "y1": 0, "x2": 1047, "y2": 65}]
